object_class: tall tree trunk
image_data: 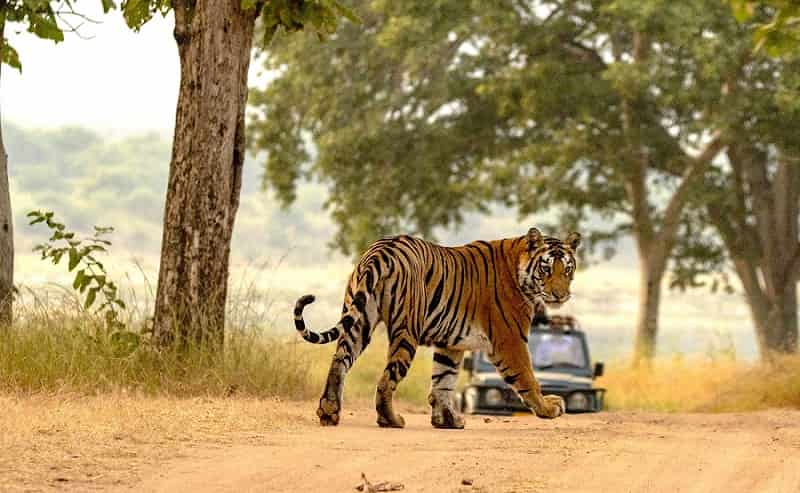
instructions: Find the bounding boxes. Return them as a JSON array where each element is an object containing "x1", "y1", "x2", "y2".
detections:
[
  {"x1": 152, "y1": 1, "x2": 257, "y2": 349},
  {"x1": 0, "y1": 17, "x2": 13, "y2": 329}
]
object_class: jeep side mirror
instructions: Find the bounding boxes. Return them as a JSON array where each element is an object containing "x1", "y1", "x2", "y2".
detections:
[
  {"x1": 463, "y1": 355, "x2": 474, "y2": 372},
  {"x1": 593, "y1": 362, "x2": 604, "y2": 378}
]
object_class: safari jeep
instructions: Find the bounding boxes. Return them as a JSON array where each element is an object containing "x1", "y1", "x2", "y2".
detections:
[{"x1": 458, "y1": 315, "x2": 605, "y2": 415}]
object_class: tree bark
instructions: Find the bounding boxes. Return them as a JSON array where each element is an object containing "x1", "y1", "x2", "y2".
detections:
[
  {"x1": 0, "y1": 17, "x2": 13, "y2": 329},
  {"x1": 633, "y1": 254, "x2": 666, "y2": 364},
  {"x1": 152, "y1": 1, "x2": 257, "y2": 349},
  {"x1": 0, "y1": 111, "x2": 12, "y2": 329}
]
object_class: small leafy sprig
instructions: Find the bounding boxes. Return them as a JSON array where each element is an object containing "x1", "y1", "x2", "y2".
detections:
[{"x1": 27, "y1": 210, "x2": 127, "y2": 330}]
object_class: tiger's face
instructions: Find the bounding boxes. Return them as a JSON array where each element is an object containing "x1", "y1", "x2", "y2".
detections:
[{"x1": 517, "y1": 228, "x2": 581, "y2": 308}]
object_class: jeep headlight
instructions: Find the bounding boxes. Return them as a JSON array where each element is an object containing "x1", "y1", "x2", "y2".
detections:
[
  {"x1": 484, "y1": 388, "x2": 503, "y2": 406},
  {"x1": 567, "y1": 392, "x2": 590, "y2": 411}
]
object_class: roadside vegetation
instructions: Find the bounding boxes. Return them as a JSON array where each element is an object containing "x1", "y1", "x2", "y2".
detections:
[
  {"x1": 3, "y1": 287, "x2": 798, "y2": 414},
  {"x1": 0, "y1": 287, "x2": 434, "y2": 405},
  {"x1": 600, "y1": 354, "x2": 800, "y2": 413}
]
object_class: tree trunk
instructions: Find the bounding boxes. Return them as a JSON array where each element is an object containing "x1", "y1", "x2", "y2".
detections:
[
  {"x1": 743, "y1": 273, "x2": 799, "y2": 359},
  {"x1": 152, "y1": 1, "x2": 257, "y2": 349},
  {"x1": 723, "y1": 150, "x2": 799, "y2": 359},
  {"x1": 747, "y1": 288, "x2": 798, "y2": 360},
  {"x1": 0, "y1": 112, "x2": 12, "y2": 329},
  {"x1": 0, "y1": 19, "x2": 13, "y2": 329},
  {"x1": 633, "y1": 255, "x2": 665, "y2": 365}
]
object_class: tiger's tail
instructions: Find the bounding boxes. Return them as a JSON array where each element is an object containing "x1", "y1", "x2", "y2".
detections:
[{"x1": 293, "y1": 291, "x2": 368, "y2": 345}]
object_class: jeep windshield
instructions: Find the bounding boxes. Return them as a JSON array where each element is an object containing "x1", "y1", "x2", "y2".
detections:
[
  {"x1": 529, "y1": 332, "x2": 588, "y2": 369},
  {"x1": 474, "y1": 332, "x2": 589, "y2": 372}
]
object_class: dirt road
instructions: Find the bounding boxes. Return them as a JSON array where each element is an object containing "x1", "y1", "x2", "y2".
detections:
[{"x1": 131, "y1": 407, "x2": 800, "y2": 493}]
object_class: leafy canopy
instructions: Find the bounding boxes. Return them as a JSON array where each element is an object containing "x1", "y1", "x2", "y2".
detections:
[
  {"x1": 729, "y1": 0, "x2": 800, "y2": 56},
  {"x1": 249, "y1": 0, "x2": 771, "y2": 259}
]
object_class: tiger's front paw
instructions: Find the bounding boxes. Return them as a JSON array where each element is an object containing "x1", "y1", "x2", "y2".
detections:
[{"x1": 535, "y1": 395, "x2": 565, "y2": 419}]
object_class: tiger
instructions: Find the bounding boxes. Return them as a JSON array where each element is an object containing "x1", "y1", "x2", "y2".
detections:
[{"x1": 294, "y1": 227, "x2": 581, "y2": 429}]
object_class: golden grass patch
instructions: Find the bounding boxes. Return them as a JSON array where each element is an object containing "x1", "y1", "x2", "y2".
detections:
[{"x1": 598, "y1": 354, "x2": 800, "y2": 413}]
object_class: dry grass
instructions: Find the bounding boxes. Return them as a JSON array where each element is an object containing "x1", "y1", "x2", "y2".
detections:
[
  {"x1": 598, "y1": 354, "x2": 800, "y2": 413},
  {"x1": 1, "y1": 279, "x2": 439, "y2": 409}
]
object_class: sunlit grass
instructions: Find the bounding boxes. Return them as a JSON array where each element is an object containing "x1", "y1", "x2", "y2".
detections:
[
  {"x1": 3, "y1": 285, "x2": 798, "y2": 413},
  {"x1": 0, "y1": 286, "x2": 434, "y2": 407},
  {"x1": 598, "y1": 354, "x2": 800, "y2": 412}
]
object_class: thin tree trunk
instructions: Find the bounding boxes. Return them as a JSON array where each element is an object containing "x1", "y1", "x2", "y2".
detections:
[
  {"x1": 633, "y1": 255, "x2": 665, "y2": 364},
  {"x1": 0, "y1": 16, "x2": 13, "y2": 329},
  {"x1": 0, "y1": 115, "x2": 12, "y2": 329},
  {"x1": 152, "y1": 1, "x2": 257, "y2": 349}
]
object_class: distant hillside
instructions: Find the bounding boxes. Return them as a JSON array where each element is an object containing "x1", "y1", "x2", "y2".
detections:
[{"x1": 4, "y1": 122, "x2": 340, "y2": 264}]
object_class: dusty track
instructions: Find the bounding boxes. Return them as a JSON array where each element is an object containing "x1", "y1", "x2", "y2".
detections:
[{"x1": 131, "y1": 407, "x2": 800, "y2": 493}]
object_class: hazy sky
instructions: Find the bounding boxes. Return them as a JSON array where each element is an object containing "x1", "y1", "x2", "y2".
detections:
[{"x1": 2, "y1": 8, "x2": 179, "y2": 133}]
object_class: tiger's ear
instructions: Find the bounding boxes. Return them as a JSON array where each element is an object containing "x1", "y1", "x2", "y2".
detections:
[
  {"x1": 565, "y1": 232, "x2": 581, "y2": 250},
  {"x1": 527, "y1": 227, "x2": 544, "y2": 252}
]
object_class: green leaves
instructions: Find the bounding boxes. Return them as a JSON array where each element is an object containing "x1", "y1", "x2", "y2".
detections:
[
  {"x1": 730, "y1": 0, "x2": 755, "y2": 22},
  {"x1": 27, "y1": 210, "x2": 128, "y2": 330},
  {"x1": 258, "y1": 0, "x2": 360, "y2": 44},
  {"x1": 121, "y1": 0, "x2": 152, "y2": 30},
  {"x1": 728, "y1": 0, "x2": 800, "y2": 56},
  {"x1": 85, "y1": 287, "x2": 98, "y2": 310},
  {"x1": 68, "y1": 247, "x2": 80, "y2": 271},
  {"x1": 1, "y1": 42, "x2": 22, "y2": 71},
  {"x1": 101, "y1": 0, "x2": 117, "y2": 12},
  {"x1": 26, "y1": 10, "x2": 64, "y2": 42},
  {"x1": 1, "y1": 0, "x2": 121, "y2": 70},
  {"x1": 117, "y1": 0, "x2": 358, "y2": 42},
  {"x1": 121, "y1": 0, "x2": 170, "y2": 31}
]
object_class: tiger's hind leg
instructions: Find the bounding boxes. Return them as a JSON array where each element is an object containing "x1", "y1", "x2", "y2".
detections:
[
  {"x1": 428, "y1": 347, "x2": 465, "y2": 429},
  {"x1": 375, "y1": 331, "x2": 417, "y2": 428},
  {"x1": 317, "y1": 341, "x2": 350, "y2": 426},
  {"x1": 318, "y1": 297, "x2": 378, "y2": 426}
]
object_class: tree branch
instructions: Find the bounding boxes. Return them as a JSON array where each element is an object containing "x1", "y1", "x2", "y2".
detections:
[
  {"x1": 652, "y1": 133, "x2": 725, "y2": 260},
  {"x1": 623, "y1": 156, "x2": 655, "y2": 252},
  {"x1": 560, "y1": 39, "x2": 606, "y2": 69}
]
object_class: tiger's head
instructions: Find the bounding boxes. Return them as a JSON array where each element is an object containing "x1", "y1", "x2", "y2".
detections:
[{"x1": 517, "y1": 227, "x2": 581, "y2": 308}]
